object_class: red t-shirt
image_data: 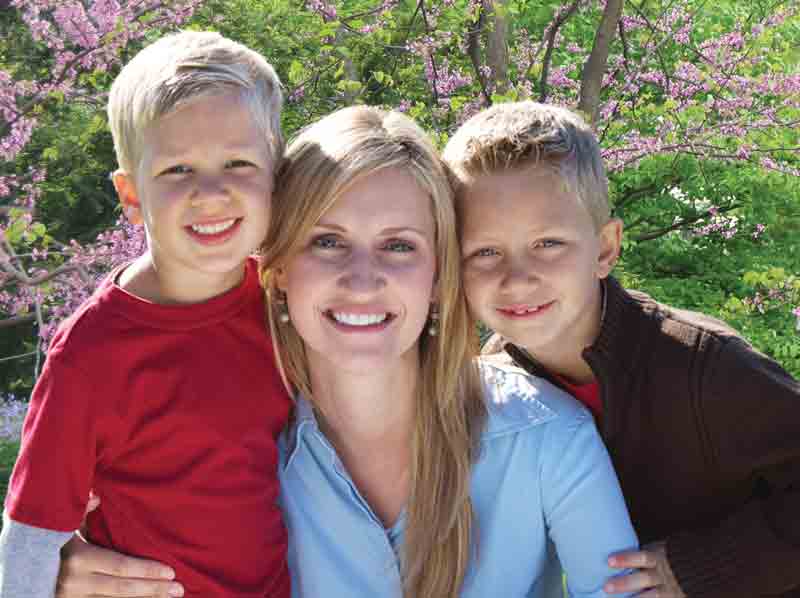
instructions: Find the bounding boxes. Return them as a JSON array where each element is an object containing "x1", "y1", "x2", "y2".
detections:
[
  {"x1": 6, "y1": 258, "x2": 292, "y2": 597},
  {"x1": 552, "y1": 374, "x2": 602, "y2": 422}
]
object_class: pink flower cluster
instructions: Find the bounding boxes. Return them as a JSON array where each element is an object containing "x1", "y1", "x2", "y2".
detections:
[
  {"x1": 2, "y1": 0, "x2": 203, "y2": 345},
  {"x1": 306, "y1": 0, "x2": 337, "y2": 21},
  {"x1": 743, "y1": 283, "x2": 799, "y2": 321},
  {"x1": 692, "y1": 210, "x2": 739, "y2": 240}
]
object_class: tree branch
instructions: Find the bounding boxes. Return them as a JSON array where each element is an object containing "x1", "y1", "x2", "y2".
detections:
[
  {"x1": 0, "y1": 263, "x2": 91, "y2": 289},
  {"x1": 632, "y1": 204, "x2": 741, "y2": 242},
  {"x1": 418, "y1": 0, "x2": 440, "y2": 106},
  {"x1": 578, "y1": 0, "x2": 624, "y2": 125},
  {"x1": 0, "y1": 314, "x2": 37, "y2": 330},
  {"x1": 538, "y1": 0, "x2": 581, "y2": 103},
  {"x1": 466, "y1": 5, "x2": 491, "y2": 103}
]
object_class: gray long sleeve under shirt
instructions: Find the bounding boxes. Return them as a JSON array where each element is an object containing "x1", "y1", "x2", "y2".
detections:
[{"x1": 0, "y1": 512, "x2": 73, "y2": 598}]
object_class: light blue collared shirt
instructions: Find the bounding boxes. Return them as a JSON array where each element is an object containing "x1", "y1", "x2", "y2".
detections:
[{"x1": 279, "y1": 356, "x2": 637, "y2": 597}]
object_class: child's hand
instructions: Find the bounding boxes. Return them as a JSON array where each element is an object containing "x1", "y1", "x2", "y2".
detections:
[
  {"x1": 55, "y1": 495, "x2": 184, "y2": 598},
  {"x1": 605, "y1": 541, "x2": 686, "y2": 597},
  {"x1": 76, "y1": 491, "x2": 100, "y2": 541}
]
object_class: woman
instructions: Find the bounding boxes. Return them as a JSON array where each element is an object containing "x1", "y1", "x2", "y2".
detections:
[{"x1": 56, "y1": 106, "x2": 636, "y2": 598}]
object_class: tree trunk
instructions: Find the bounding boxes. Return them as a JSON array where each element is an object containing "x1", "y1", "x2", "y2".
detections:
[
  {"x1": 578, "y1": 0, "x2": 624, "y2": 126},
  {"x1": 483, "y1": 0, "x2": 510, "y2": 95}
]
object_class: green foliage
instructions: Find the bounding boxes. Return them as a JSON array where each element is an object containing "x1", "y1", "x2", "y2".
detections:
[{"x1": 0, "y1": 441, "x2": 20, "y2": 507}]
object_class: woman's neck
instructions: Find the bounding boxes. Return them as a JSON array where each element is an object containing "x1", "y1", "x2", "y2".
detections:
[{"x1": 305, "y1": 354, "x2": 418, "y2": 527}]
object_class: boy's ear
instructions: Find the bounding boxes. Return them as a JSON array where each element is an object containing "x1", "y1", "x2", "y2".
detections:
[
  {"x1": 596, "y1": 217, "x2": 623, "y2": 279},
  {"x1": 112, "y1": 170, "x2": 143, "y2": 225}
]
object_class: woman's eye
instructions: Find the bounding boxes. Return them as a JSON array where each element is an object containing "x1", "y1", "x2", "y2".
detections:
[
  {"x1": 312, "y1": 235, "x2": 342, "y2": 250},
  {"x1": 384, "y1": 239, "x2": 414, "y2": 253},
  {"x1": 473, "y1": 247, "x2": 499, "y2": 258}
]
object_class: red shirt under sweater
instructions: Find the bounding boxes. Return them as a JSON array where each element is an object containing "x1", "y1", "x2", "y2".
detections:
[
  {"x1": 6, "y1": 258, "x2": 292, "y2": 597},
  {"x1": 552, "y1": 374, "x2": 602, "y2": 422}
]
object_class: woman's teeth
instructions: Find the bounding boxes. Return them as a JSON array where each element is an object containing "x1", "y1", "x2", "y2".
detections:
[{"x1": 331, "y1": 312, "x2": 389, "y2": 326}]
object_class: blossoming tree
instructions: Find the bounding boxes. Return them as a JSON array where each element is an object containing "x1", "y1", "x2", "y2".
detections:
[{"x1": 2, "y1": 0, "x2": 799, "y2": 399}]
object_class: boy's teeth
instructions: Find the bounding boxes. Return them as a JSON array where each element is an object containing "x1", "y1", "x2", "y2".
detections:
[
  {"x1": 510, "y1": 305, "x2": 540, "y2": 314},
  {"x1": 331, "y1": 312, "x2": 389, "y2": 326},
  {"x1": 191, "y1": 219, "x2": 236, "y2": 235}
]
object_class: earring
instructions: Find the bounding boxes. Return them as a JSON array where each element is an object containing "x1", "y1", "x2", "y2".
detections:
[
  {"x1": 274, "y1": 289, "x2": 290, "y2": 324},
  {"x1": 427, "y1": 303, "x2": 440, "y2": 336}
]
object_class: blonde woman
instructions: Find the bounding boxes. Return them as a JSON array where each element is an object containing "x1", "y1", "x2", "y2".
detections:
[{"x1": 55, "y1": 107, "x2": 636, "y2": 598}]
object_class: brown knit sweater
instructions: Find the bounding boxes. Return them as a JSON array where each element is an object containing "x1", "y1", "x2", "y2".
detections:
[{"x1": 488, "y1": 276, "x2": 800, "y2": 598}]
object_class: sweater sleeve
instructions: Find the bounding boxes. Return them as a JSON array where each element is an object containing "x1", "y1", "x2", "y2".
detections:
[
  {"x1": 541, "y1": 409, "x2": 639, "y2": 598},
  {"x1": 666, "y1": 337, "x2": 800, "y2": 597},
  {"x1": 0, "y1": 513, "x2": 73, "y2": 597}
]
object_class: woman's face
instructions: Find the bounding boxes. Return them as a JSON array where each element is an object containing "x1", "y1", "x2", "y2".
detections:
[{"x1": 277, "y1": 166, "x2": 438, "y2": 375}]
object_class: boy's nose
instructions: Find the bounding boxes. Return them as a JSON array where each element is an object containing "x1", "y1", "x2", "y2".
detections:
[
  {"x1": 190, "y1": 177, "x2": 232, "y2": 207},
  {"x1": 500, "y1": 258, "x2": 538, "y2": 291}
]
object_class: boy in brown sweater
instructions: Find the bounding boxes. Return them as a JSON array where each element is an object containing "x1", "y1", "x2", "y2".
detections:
[{"x1": 443, "y1": 101, "x2": 800, "y2": 598}]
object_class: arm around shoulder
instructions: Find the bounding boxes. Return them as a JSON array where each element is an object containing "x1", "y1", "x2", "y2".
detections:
[{"x1": 540, "y1": 405, "x2": 639, "y2": 598}]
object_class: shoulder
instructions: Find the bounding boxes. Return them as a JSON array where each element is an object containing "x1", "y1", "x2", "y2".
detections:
[
  {"x1": 47, "y1": 275, "x2": 119, "y2": 358},
  {"x1": 477, "y1": 355, "x2": 592, "y2": 441},
  {"x1": 620, "y1": 282, "x2": 739, "y2": 343}
]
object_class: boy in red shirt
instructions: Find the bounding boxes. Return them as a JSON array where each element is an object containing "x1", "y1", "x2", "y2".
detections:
[
  {"x1": 0, "y1": 31, "x2": 292, "y2": 598},
  {"x1": 443, "y1": 101, "x2": 800, "y2": 598}
]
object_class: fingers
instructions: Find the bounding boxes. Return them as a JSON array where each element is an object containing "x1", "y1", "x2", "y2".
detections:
[
  {"x1": 63, "y1": 538, "x2": 175, "y2": 580},
  {"x1": 85, "y1": 491, "x2": 101, "y2": 515},
  {"x1": 58, "y1": 537, "x2": 183, "y2": 597},
  {"x1": 608, "y1": 549, "x2": 659, "y2": 569},
  {"x1": 56, "y1": 572, "x2": 184, "y2": 598},
  {"x1": 604, "y1": 570, "x2": 661, "y2": 595}
]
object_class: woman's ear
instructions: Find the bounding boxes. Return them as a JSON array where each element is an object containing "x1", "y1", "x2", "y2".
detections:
[{"x1": 274, "y1": 267, "x2": 288, "y2": 292}]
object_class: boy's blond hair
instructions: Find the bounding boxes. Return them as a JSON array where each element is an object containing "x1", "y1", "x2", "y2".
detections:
[
  {"x1": 443, "y1": 101, "x2": 610, "y2": 230},
  {"x1": 108, "y1": 31, "x2": 283, "y2": 176}
]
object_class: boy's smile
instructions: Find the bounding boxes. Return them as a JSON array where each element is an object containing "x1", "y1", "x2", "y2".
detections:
[
  {"x1": 114, "y1": 91, "x2": 273, "y2": 304},
  {"x1": 186, "y1": 217, "x2": 241, "y2": 243},
  {"x1": 496, "y1": 301, "x2": 555, "y2": 319},
  {"x1": 460, "y1": 167, "x2": 620, "y2": 376}
]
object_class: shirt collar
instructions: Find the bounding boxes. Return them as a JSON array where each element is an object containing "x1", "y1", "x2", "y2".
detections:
[
  {"x1": 283, "y1": 362, "x2": 559, "y2": 470},
  {"x1": 282, "y1": 394, "x2": 319, "y2": 472}
]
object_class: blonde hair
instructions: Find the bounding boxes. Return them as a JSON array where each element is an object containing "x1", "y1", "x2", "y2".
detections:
[
  {"x1": 443, "y1": 101, "x2": 610, "y2": 230},
  {"x1": 259, "y1": 106, "x2": 487, "y2": 598},
  {"x1": 108, "y1": 30, "x2": 283, "y2": 175}
]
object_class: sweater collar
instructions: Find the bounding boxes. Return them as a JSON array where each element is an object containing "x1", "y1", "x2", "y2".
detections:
[{"x1": 502, "y1": 275, "x2": 637, "y2": 440}]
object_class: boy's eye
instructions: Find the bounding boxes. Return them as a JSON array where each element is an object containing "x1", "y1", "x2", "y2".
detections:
[
  {"x1": 384, "y1": 239, "x2": 414, "y2": 253},
  {"x1": 226, "y1": 159, "x2": 255, "y2": 169},
  {"x1": 536, "y1": 239, "x2": 563, "y2": 249},
  {"x1": 160, "y1": 165, "x2": 191, "y2": 176}
]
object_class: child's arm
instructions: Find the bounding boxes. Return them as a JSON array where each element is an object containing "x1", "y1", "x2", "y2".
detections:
[
  {"x1": 2, "y1": 349, "x2": 100, "y2": 597},
  {"x1": 609, "y1": 336, "x2": 800, "y2": 598},
  {"x1": 0, "y1": 513, "x2": 73, "y2": 597},
  {"x1": 540, "y1": 408, "x2": 639, "y2": 598},
  {"x1": 664, "y1": 337, "x2": 800, "y2": 597}
]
